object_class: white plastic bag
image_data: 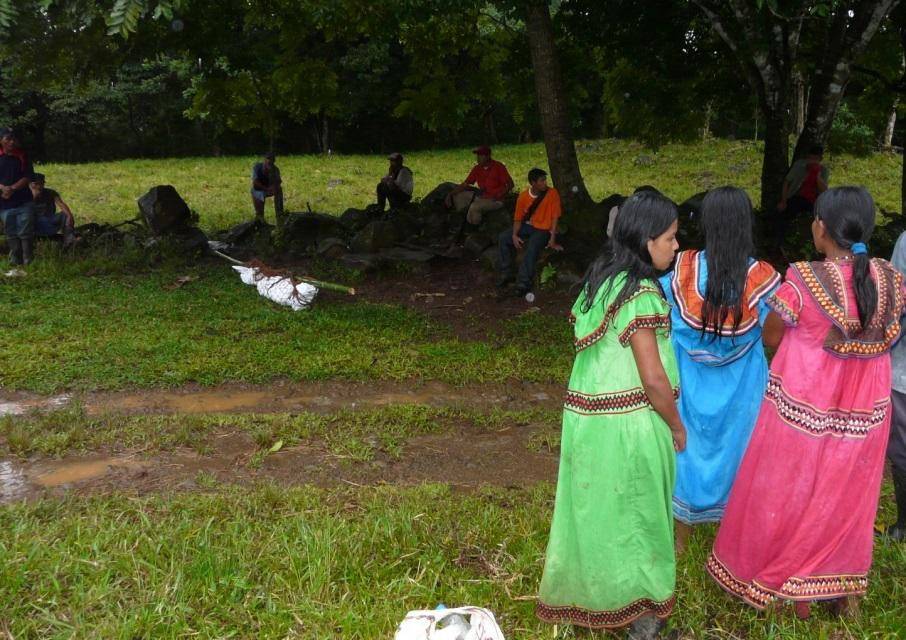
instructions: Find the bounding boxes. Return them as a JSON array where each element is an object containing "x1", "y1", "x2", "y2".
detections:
[
  {"x1": 393, "y1": 607, "x2": 505, "y2": 640},
  {"x1": 231, "y1": 265, "x2": 318, "y2": 311}
]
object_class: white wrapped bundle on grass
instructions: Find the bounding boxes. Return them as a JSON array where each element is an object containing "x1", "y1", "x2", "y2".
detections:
[
  {"x1": 232, "y1": 265, "x2": 319, "y2": 310},
  {"x1": 211, "y1": 247, "x2": 355, "y2": 311}
]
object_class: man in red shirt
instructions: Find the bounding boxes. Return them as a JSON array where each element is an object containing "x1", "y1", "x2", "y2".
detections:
[
  {"x1": 498, "y1": 167, "x2": 563, "y2": 297},
  {"x1": 444, "y1": 145, "x2": 514, "y2": 227}
]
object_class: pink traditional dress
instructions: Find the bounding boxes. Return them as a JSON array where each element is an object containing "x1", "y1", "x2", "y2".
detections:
[{"x1": 707, "y1": 258, "x2": 905, "y2": 608}]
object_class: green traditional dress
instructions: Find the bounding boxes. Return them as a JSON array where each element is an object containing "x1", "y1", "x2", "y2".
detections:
[{"x1": 536, "y1": 273, "x2": 680, "y2": 629}]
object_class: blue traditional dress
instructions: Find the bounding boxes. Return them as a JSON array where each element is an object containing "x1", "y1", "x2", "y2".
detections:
[{"x1": 659, "y1": 250, "x2": 780, "y2": 524}]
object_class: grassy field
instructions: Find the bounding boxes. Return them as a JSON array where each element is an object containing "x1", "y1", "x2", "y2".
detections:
[
  {"x1": 3, "y1": 141, "x2": 905, "y2": 638},
  {"x1": 2, "y1": 483, "x2": 905, "y2": 638},
  {"x1": 39, "y1": 139, "x2": 904, "y2": 231}
]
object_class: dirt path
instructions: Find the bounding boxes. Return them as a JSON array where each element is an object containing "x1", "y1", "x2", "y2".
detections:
[
  {"x1": 0, "y1": 380, "x2": 563, "y2": 417},
  {"x1": 1, "y1": 419, "x2": 559, "y2": 504}
]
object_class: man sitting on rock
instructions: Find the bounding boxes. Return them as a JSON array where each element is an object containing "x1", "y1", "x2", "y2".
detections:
[
  {"x1": 498, "y1": 167, "x2": 562, "y2": 297},
  {"x1": 0, "y1": 127, "x2": 35, "y2": 265},
  {"x1": 250, "y1": 151, "x2": 284, "y2": 222},
  {"x1": 376, "y1": 152, "x2": 414, "y2": 212},
  {"x1": 444, "y1": 145, "x2": 513, "y2": 229},
  {"x1": 30, "y1": 173, "x2": 76, "y2": 246}
]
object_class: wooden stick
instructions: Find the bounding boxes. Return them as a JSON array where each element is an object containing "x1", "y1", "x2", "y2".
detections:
[{"x1": 210, "y1": 248, "x2": 356, "y2": 295}]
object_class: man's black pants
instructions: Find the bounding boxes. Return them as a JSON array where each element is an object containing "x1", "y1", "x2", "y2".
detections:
[
  {"x1": 498, "y1": 222, "x2": 550, "y2": 292},
  {"x1": 377, "y1": 182, "x2": 412, "y2": 210}
]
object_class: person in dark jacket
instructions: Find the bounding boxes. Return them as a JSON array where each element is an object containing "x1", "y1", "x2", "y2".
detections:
[{"x1": 0, "y1": 128, "x2": 35, "y2": 265}]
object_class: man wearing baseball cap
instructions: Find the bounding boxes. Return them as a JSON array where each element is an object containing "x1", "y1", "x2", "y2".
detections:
[
  {"x1": 444, "y1": 145, "x2": 514, "y2": 231},
  {"x1": 376, "y1": 152, "x2": 414, "y2": 211},
  {"x1": 0, "y1": 128, "x2": 35, "y2": 265}
]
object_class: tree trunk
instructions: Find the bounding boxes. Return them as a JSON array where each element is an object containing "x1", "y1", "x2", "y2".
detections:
[
  {"x1": 793, "y1": 0, "x2": 899, "y2": 160},
  {"x1": 883, "y1": 101, "x2": 898, "y2": 148},
  {"x1": 793, "y1": 71, "x2": 806, "y2": 136},
  {"x1": 762, "y1": 111, "x2": 791, "y2": 215},
  {"x1": 524, "y1": 1, "x2": 593, "y2": 211}
]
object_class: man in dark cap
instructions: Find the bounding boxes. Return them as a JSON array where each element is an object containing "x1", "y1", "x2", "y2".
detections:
[
  {"x1": 376, "y1": 152, "x2": 414, "y2": 211},
  {"x1": 0, "y1": 128, "x2": 35, "y2": 265},
  {"x1": 444, "y1": 145, "x2": 513, "y2": 227},
  {"x1": 250, "y1": 151, "x2": 283, "y2": 223}
]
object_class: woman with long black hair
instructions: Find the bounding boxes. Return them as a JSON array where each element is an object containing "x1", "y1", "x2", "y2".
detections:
[
  {"x1": 659, "y1": 187, "x2": 780, "y2": 548},
  {"x1": 537, "y1": 192, "x2": 686, "y2": 639},
  {"x1": 708, "y1": 186, "x2": 905, "y2": 618}
]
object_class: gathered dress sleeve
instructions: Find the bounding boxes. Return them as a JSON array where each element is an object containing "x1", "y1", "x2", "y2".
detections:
[
  {"x1": 766, "y1": 267, "x2": 803, "y2": 327},
  {"x1": 612, "y1": 285, "x2": 671, "y2": 348}
]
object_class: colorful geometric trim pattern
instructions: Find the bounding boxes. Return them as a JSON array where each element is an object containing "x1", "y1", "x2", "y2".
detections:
[
  {"x1": 765, "y1": 374, "x2": 889, "y2": 438},
  {"x1": 791, "y1": 259, "x2": 905, "y2": 358},
  {"x1": 670, "y1": 250, "x2": 780, "y2": 336},
  {"x1": 766, "y1": 287, "x2": 802, "y2": 326},
  {"x1": 573, "y1": 285, "x2": 665, "y2": 352},
  {"x1": 617, "y1": 314, "x2": 671, "y2": 346},
  {"x1": 706, "y1": 553, "x2": 868, "y2": 610},
  {"x1": 536, "y1": 596, "x2": 675, "y2": 629},
  {"x1": 564, "y1": 386, "x2": 679, "y2": 416}
]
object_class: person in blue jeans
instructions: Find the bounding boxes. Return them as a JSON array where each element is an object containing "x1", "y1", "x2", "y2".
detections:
[
  {"x1": 497, "y1": 168, "x2": 563, "y2": 297},
  {"x1": 0, "y1": 128, "x2": 35, "y2": 265}
]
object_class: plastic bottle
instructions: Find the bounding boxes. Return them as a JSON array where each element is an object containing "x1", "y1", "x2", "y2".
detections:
[{"x1": 434, "y1": 605, "x2": 470, "y2": 640}]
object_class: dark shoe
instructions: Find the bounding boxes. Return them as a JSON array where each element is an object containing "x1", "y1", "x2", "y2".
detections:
[
  {"x1": 627, "y1": 613, "x2": 661, "y2": 639},
  {"x1": 7, "y1": 237, "x2": 22, "y2": 265},
  {"x1": 883, "y1": 468, "x2": 906, "y2": 542},
  {"x1": 496, "y1": 273, "x2": 514, "y2": 288},
  {"x1": 21, "y1": 238, "x2": 34, "y2": 265}
]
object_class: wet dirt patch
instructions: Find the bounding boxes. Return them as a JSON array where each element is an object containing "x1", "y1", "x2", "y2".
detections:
[
  {"x1": 0, "y1": 420, "x2": 559, "y2": 504},
  {"x1": 0, "y1": 380, "x2": 563, "y2": 417}
]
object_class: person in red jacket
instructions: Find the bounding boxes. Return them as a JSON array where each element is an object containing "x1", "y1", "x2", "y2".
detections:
[{"x1": 444, "y1": 145, "x2": 514, "y2": 227}]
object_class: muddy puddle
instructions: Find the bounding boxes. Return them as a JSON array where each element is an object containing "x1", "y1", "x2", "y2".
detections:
[
  {"x1": 0, "y1": 422, "x2": 559, "y2": 505},
  {"x1": 0, "y1": 380, "x2": 561, "y2": 417}
]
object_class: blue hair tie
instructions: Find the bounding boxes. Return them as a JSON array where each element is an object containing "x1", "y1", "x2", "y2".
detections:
[{"x1": 851, "y1": 242, "x2": 868, "y2": 255}]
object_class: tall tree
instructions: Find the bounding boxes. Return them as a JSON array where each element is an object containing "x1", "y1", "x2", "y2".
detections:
[
  {"x1": 523, "y1": 1, "x2": 592, "y2": 210},
  {"x1": 694, "y1": 0, "x2": 899, "y2": 212}
]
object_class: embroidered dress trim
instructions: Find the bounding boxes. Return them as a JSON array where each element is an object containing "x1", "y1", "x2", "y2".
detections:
[
  {"x1": 618, "y1": 314, "x2": 671, "y2": 346},
  {"x1": 766, "y1": 288, "x2": 802, "y2": 325},
  {"x1": 765, "y1": 374, "x2": 889, "y2": 438},
  {"x1": 673, "y1": 497, "x2": 725, "y2": 524},
  {"x1": 671, "y1": 251, "x2": 779, "y2": 336},
  {"x1": 707, "y1": 553, "x2": 868, "y2": 610},
  {"x1": 790, "y1": 259, "x2": 904, "y2": 357},
  {"x1": 564, "y1": 387, "x2": 679, "y2": 416},
  {"x1": 536, "y1": 596, "x2": 675, "y2": 629},
  {"x1": 574, "y1": 285, "x2": 662, "y2": 352}
]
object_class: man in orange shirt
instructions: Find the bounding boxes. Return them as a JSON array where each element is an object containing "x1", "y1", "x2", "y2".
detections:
[
  {"x1": 444, "y1": 145, "x2": 514, "y2": 227},
  {"x1": 497, "y1": 167, "x2": 563, "y2": 297}
]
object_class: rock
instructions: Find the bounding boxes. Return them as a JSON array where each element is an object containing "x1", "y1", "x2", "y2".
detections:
[
  {"x1": 339, "y1": 208, "x2": 371, "y2": 232},
  {"x1": 420, "y1": 211, "x2": 449, "y2": 241},
  {"x1": 463, "y1": 233, "x2": 494, "y2": 258},
  {"x1": 386, "y1": 209, "x2": 422, "y2": 239},
  {"x1": 479, "y1": 246, "x2": 498, "y2": 271},
  {"x1": 479, "y1": 207, "x2": 511, "y2": 236},
  {"x1": 378, "y1": 247, "x2": 436, "y2": 272},
  {"x1": 316, "y1": 237, "x2": 348, "y2": 259},
  {"x1": 281, "y1": 212, "x2": 349, "y2": 254},
  {"x1": 217, "y1": 219, "x2": 273, "y2": 246},
  {"x1": 340, "y1": 253, "x2": 385, "y2": 274},
  {"x1": 678, "y1": 191, "x2": 708, "y2": 219},
  {"x1": 138, "y1": 185, "x2": 192, "y2": 235},
  {"x1": 174, "y1": 226, "x2": 210, "y2": 255},
  {"x1": 421, "y1": 182, "x2": 458, "y2": 209},
  {"x1": 350, "y1": 220, "x2": 398, "y2": 253},
  {"x1": 633, "y1": 154, "x2": 655, "y2": 167}
]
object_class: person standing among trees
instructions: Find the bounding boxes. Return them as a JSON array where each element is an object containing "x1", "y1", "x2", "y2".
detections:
[
  {"x1": 775, "y1": 145, "x2": 829, "y2": 249},
  {"x1": 250, "y1": 151, "x2": 284, "y2": 223},
  {"x1": 537, "y1": 192, "x2": 686, "y2": 640},
  {"x1": 497, "y1": 167, "x2": 563, "y2": 297},
  {"x1": 376, "y1": 152, "x2": 414, "y2": 211},
  {"x1": 659, "y1": 187, "x2": 779, "y2": 551},
  {"x1": 0, "y1": 128, "x2": 35, "y2": 265},
  {"x1": 444, "y1": 145, "x2": 513, "y2": 230}
]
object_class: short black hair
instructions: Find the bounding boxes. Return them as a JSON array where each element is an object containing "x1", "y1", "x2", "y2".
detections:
[
  {"x1": 527, "y1": 168, "x2": 547, "y2": 183},
  {"x1": 808, "y1": 144, "x2": 824, "y2": 156},
  {"x1": 32, "y1": 172, "x2": 45, "y2": 183}
]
